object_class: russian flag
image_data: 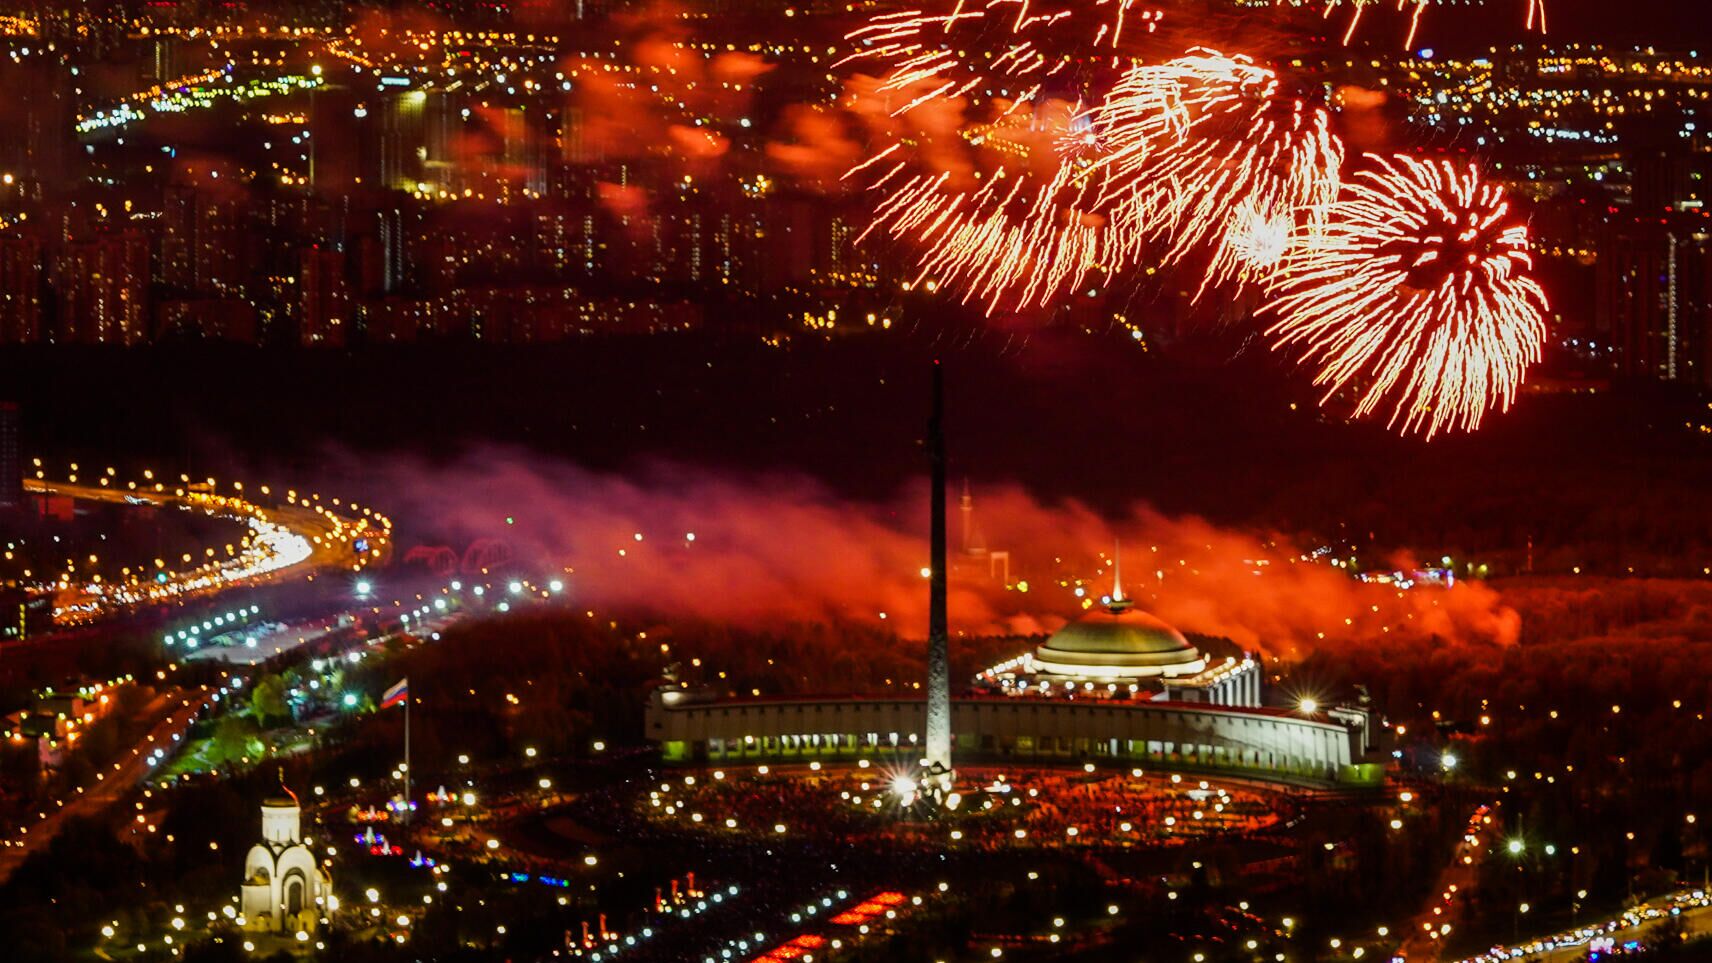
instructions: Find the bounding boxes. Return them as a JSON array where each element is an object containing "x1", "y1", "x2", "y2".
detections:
[{"x1": 381, "y1": 678, "x2": 409, "y2": 710}]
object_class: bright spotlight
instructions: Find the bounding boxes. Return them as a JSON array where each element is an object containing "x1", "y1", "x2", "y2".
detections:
[{"x1": 355, "y1": 579, "x2": 372, "y2": 597}]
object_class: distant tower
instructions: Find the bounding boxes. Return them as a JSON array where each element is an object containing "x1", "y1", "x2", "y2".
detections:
[
  {"x1": 924, "y1": 363, "x2": 953, "y2": 792},
  {"x1": 959, "y1": 479, "x2": 973, "y2": 554},
  {"x1": 958, "y1": 478, "x2": 995, "y2": 560},
  {"x1": 0, "y1": 402, "x2": 18, "y2": 510}
]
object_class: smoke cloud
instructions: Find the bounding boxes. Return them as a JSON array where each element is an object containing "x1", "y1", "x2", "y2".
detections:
[{"x1": 357, "y1": 448, "x2": 1519, "y2": 656}]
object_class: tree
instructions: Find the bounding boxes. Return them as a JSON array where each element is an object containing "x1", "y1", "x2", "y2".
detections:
[
  {"x1": 250, "y1": 675, "x2": 289, "y2": 729},
  {"x1": 212, "y1": 713, "x2": 260, "y2": 767}
]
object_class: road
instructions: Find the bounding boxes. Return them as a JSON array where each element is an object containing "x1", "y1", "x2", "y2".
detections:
[
  {"x1": 25, "y1": 478, "x2": 385, "y2": 629},
  {"x1": 1401, "y1": 800, "x2": 1503, "y2": 960},
  {"x1": 0, "y1": 685, "x2": 218, "y2": 884},
  {"x1": 1446, "y1": 890, "x2": 1712, "y2": 962}
]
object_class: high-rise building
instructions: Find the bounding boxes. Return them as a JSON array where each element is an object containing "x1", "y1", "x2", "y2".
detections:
[
  {"x1": 0, "y1": 401, "x2": 20, "y2": 509},
  {"x1": 299, "y1": 247, "x2": 350, "y2": 347},
  {"x1": 0, "y1": 236, "x2": 45, "y2": 343},
  {"x1": 354, "y1": 208, "x2": 408, "y2": 296},
  {"x1": 370, "y1": 93, "x2": 427, "y2": 192},
  {"x1": 161, "y1": 185, "x2": 249, "y2": 294},
  {"x1": 497, "y1": 106, "x2": 549, "y2": 197},
  {"x1": 560, "y1": 107, "x2": 606, "y2": 166},
  {"x1": 1597, "y1": 223, "x2": 1712, "y2": 387},
  {"x1": 54, "y1": 232, "x2": 149, "y2": 345},
  {"x1": 533, "y1": 208, "x2": 599, "y2": 280},
  {"x1": 160, "y1": 185, "x2": 196, "y2": 289},
  {"x1": 148, "y1": 36, "x2": 185, "y2": 83}
]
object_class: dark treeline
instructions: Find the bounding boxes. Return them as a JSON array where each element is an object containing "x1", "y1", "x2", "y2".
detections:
[{"x1": 1295, "y1": 577, "x2": 1712, "y2": 947}]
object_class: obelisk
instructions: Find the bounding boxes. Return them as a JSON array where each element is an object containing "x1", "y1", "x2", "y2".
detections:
[{"x1": 924, "y1": 361, "x2": 953, "y2": 795}]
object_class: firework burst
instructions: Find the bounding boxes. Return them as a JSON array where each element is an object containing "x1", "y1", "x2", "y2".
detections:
[
  {"x1": 852, "y1": 99, "x2": 1152, "y2": 312},
  {"x1": 839, "y1": 0, "x2": 1166, "y2": 313},
  {"x1": 1263, "y1": 155, "x2": 1550, "y2": 438},
  {"x1": 1093, "y1": 50, "x2": 1344, "y2": 299}
]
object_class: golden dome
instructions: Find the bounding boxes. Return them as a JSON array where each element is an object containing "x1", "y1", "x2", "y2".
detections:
[{"x1": 1031, "y1": 602, "x2": 1205, "y2": 678}]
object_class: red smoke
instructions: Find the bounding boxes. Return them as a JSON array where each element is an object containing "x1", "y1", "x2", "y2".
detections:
[
  {"x1": 1335, "y1": 85, "x2": 1396, "y2": 152},
  {"x1": 595, "y1": 182, "x2": 651, "y2": 227},
  {"x1": 364, "y1": 450, "x2": 1519, "y2": 656},
  {"x1": 766, "y1": 105, "x2": 863, "y2": 190},
  {"x1": 565, "y1": 1, "x2": 769, "y2": 167}
]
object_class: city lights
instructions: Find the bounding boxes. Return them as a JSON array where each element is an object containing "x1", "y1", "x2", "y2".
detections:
[{"x1": 0, "y1": 5, "x2": 1704, "y2": 963}]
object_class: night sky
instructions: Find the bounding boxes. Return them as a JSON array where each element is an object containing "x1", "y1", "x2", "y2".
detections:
[
  {"x1": 1544, "y1": 1, "x2": 1712, "y2": 42},
  {"x1": 1314, "y1": 0, "x2": 1712, "y2": 51}
]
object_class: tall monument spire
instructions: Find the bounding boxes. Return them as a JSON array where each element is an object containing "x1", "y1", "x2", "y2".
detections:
[{"x1": 924, "y1": 361, "x2": 953, "y2": 793}]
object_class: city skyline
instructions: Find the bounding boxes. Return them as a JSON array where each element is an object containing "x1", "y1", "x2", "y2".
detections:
[{"x1": 5, "y1": 2, "x2": 1712, "y2": 962}]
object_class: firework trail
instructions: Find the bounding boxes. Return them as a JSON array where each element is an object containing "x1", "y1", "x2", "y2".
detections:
[
  {"x1": 1299, "y1": 0, "x2": 1547, "y2": 47},
  {"x1": 839, "y1": 0, "x2": 1164, "y2": 313},
  {"x1": 840, "y1": 0, "x2": 1160, "y2": 106},
  {"x1": 852, "y1": 99, "x2": 1147, "y2": 313},
  {"x1": 843, "y1": 41, "x2": 1341, "y2": 313},
  {"x1": 1093, "y1": 49, "x2": 1343, "y2": 300},
  {"x1": 1263, "y1": 155, "x2": 1549, "y2": 438}
]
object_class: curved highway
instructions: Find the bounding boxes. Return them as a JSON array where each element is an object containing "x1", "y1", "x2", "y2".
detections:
[{"x1": 24, "y1": 478, "x2": 389, "y2": 627}]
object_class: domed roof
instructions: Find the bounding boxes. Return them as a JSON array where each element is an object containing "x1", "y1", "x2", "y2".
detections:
[
  {"x1": 1043, "y1": 607, "x2": 1196, "y2": 658},
  {"x1": 1031, "y1": 600, "x2": 1204, "y2": 677},
  {"x1": 1029, "y1": 544, "x2": 1205, "y2": 679}
]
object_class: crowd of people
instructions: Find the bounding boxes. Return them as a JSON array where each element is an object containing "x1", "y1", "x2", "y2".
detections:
[{"x1": 628, "y1": 763, "x2": 1290, "y2": 853}]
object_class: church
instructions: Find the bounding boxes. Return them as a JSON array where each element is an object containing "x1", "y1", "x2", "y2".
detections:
[{"x1": 240, "y1": 785, "x2": 333, "y2": 934}]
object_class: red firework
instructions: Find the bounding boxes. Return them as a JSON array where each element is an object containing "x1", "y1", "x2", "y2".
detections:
[
  {"x1": 1093, "y1": 49, "x2": 1344, "y2": 300},
  {"x1": 1263, "y1": 155, "x2": 1550, "y2": 438},
  {"x1": 839, "y1": 0, "x2": 1164, "y2": 313}
]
